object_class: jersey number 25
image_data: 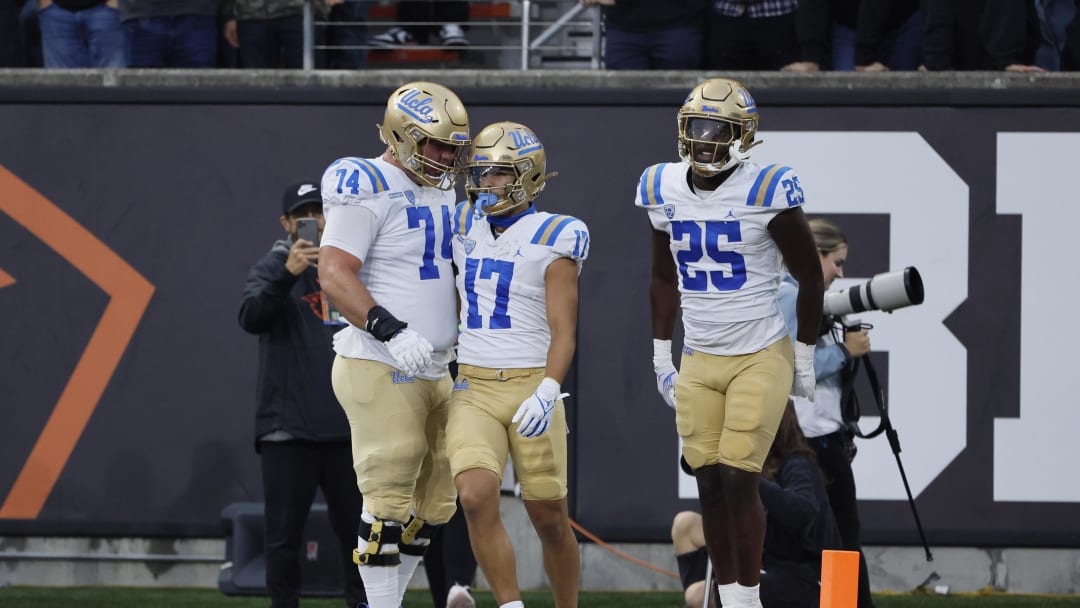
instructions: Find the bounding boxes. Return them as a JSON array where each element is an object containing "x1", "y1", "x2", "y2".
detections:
[{"x1": 671, "y1": 220, "x2": 747, "y2": 292}]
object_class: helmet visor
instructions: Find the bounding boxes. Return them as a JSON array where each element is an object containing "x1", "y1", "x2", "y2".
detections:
[{"x1": 686, "y1": 117, "x2": 735, "y2": 145}]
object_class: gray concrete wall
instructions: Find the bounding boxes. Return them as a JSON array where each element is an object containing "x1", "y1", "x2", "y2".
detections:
[{"x1": 2, "y1": 497, "x2": 1079, "y2": 595}]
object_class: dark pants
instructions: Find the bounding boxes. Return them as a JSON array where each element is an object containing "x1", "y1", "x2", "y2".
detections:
[
  {"x1": 603, "y1": 24, "x2": 702, "y2": 69},
  {"x1": 809, "y1": 433, "x2": 875, "y2": 608},
  {"x1": 261, "y1": 441, "x2": 366, "y2": 608},
  {"x1": 422, "y1": 502, "x2": 478, "y2": 608},
  {"x1": 325, "y1": 0, "x2": 372, "y2": 69},
  {"x1": 125, "y1": 14, "x2": 216, "y2": 67},
  {"x1": 707, "y1": 11, "x2": 799, "y2": 70},
  {"x1": 397, "y1": 1, "x2": 468, "y2": 43},
  {"x1": 760, "y1": 564, "x2": 820, "y2": 608},
  {"x1": 238, "y1": 14, "x2": 302, "y2": 68}
]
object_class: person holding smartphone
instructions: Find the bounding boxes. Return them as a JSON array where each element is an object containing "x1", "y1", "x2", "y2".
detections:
[{"x1": 239, "y1": 181, "x2": 367, "y2": 608}]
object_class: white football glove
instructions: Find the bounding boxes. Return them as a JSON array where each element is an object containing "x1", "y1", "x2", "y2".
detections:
[
  {"x1": 386, "y1": 328, "x2": 433, "y2": 377},
  {"x1": 792, "y1": 341, "x2": 816, "y2": 402},
  {"x1": 653, "y1": 339, "x2": 678, "y2": 409},
  {"x1": 512, "y1": 377, "x2": 569, "y2": 438}
]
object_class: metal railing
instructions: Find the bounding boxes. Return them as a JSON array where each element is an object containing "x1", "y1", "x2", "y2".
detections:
[{"x1": 302, "y1": 0, "x2": 603, "y2": 70}]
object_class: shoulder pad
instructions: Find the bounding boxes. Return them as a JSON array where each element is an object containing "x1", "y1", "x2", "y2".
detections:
[
  {"x1": 636, "y1": 163, "x2": 672, "y2": 208},
  {"x1": 530, "y1": 214, "x2": 580, "y2": 247},
  {"x1": 745, "y1": 164, "x2": 798, "y2": 208},
  {"x1": 453, "y1": 200, "x2": 474, "y2": 235},
  {"x1": 324, "y1": 157, "x2": 391, "y2": 199}
]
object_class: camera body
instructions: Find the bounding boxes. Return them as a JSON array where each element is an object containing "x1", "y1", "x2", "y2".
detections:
[{"x1": 823, "y1": 266, "x2": 924, "y2": 317}]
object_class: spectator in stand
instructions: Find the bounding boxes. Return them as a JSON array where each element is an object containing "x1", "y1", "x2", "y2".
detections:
[
  {"x1": 119, "y1": 0, "x2": 219, "y2": 67},
  {"x1": 221, "y1": 0, "x2": 341, "y2": 68},
  {"x1": 581, "y1": 0, "x2": 706, "y2": 70},
  {"x1": 325, "y1": 0, "x2": 373, "y2": 69},
  {"x1": 707, "y1": 0, "x2": 799, "y2": 70},
  {"x1": 784, "y1": 0, "x2": 921, "y2": 72},
  {"x1": 370, "y1": 1, "x2": 469, "y2": 48},
  {"x1": 1033, "y1": 0, "x2": 1080, "y2": 71},
  {"x1": 37, "y1": 0, "x2": 126, "y2": 68},
  {"x1": 921, "y1": 0, "x2": 1045, "y2": 72}
]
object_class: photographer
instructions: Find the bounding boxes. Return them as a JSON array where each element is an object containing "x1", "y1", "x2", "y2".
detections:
[{"x1": 777, "y1": 217, "x2": 875, "y2": 608}]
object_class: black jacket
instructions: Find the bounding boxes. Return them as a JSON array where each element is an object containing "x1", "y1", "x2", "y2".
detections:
[
  {"x1": 759, "y1": 454, "x2": 844, "y2": 582},
  {"x1": 238, "y1": 238, "x2": 350, "y2": 450}
]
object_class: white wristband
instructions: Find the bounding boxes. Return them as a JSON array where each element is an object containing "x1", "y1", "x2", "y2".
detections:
[
  {"x1": 794, "y1": 341, "x2": 815, "y2": 362},
  {"x1": 538, "y1": 377, "x2": 561, "y2": 398},
  {"x1": 653, "y1": 338, "x2": 673, "y2": 365}
]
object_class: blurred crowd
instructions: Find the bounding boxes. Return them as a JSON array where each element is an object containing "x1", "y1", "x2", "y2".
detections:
[{"x1": 0, "y1": 0, "x2": 1076, "y2": 71}]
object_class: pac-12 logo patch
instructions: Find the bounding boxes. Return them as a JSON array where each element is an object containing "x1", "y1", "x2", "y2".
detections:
[
  {"x1": 464, "y1": 239, "x2": 476, "y2": 254},
  {"x1": 664, "y1": 205, "x2": 675, "y2": 219},
  {"x1": 405, "y1": 190, "x2": 416, "y2": 205}
]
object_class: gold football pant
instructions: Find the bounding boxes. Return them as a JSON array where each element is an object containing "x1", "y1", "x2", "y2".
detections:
[
  {"x1": 675, "y1": 338, "x2": 794, "y2": 473},
  {"x1": 331, "y1": 356, "x2": 456, "y2": 524},
  {"x1": 447, "y1": 365, "x2": 567, "y2": 501}
]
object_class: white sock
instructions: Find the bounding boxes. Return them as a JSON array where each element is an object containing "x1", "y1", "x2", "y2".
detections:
[
  {"x1": 357, "y1": 509, "x2": 402, "y2": 608},
  {"x1": 716, "y1": 582, "x2": 739, "y2": 608},
  {"x1": 358, "y1": 564, "x2": 399, "y2": 608},
  {"x1": 396, "y1": 553, "x2": 423, "y2": 603},
  {"x1": 735, "y1": 583, "x2": 761, "y2": 608},
  {"x1": 500, "y1": 602, "x2": 525, "y2": 608}
]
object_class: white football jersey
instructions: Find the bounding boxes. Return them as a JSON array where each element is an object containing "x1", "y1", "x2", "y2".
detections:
[
  {"x1": 635, "y1": 160, "x2": 805, "y2": 356},
  {"x1": 320, "y1": 155, "x2": 458, "y2": 378},
  {"x1": 451, "y1": 205, "x2": 589, "y2": 369}
]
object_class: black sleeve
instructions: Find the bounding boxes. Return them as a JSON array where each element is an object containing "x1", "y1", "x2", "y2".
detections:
[
  {"x1": 920, "y1": 0, "x2": 954, "y2": 70},
  {"x1": 796, "y1": 0, "x2": 832, "y2": 66},
  {"x1": 758, "y1": 456, "x2": 822, "y2": 535},
  {"x1": 238, "y1": 247, "x2": 299, "y2": 334},
  {"x1": 980, "y1": 0, "x2": 1029, "y2": 69},
  {"x1": 854, "y1": 0, "x2": 889, "y2": 66}
]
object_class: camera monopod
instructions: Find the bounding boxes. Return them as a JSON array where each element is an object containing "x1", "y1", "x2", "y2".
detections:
[{"x1": 842, "y1": 352, "x2": 934, "y2": 562}]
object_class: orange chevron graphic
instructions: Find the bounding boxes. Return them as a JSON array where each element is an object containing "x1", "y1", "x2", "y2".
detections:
[
  {"x1": 0, "y1": 266, "x2": 13, "y2": 288},
  {"x1": 0, "y1": 167, "x2": 155, "y2": 519}
]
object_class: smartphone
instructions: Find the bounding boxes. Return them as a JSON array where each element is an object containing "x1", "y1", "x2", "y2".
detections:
[{"x1": 297, "y1": 218, "x2": 319, "y2": 246}]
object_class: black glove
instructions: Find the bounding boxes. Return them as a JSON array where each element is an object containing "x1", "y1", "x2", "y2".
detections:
[{"x1": 365, "y1": 306, "x2": 407, "y2": 342}]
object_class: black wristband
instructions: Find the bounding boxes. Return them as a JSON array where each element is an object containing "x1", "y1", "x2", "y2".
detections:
[{"x1": 365, "y1": 305, "x2": 407, "y2": 342}]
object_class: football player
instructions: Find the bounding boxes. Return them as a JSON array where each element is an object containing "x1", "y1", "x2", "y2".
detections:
[
  {"x1": 638, "y1": 78, "x2": 824, "y2": 608},
  {"x1": 318, "y1": 81, "x2": 470, "y2": 608},
  {"x1": 447, "y1": 122, "x2": 588, "y2": 608}
]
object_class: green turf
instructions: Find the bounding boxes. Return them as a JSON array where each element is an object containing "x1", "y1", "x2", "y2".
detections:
[{"x1": 1, "y1": 588, "x2": 1078, "y2": 608}]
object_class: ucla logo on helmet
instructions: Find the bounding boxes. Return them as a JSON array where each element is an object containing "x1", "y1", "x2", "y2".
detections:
[
  {"x1": 737, "y1": 88, "x2": 756, "y2": 109},
  {"x1": 464, "y1": 239, "x2": 476, "y2": 254},
  {"x1": 664, "y1": 205, "x2": 675, "y2": 219},
  {"x1": 509, "y1": 129, "x2": 540, "y2": 149},
  {"x1": 397, "y1": 89, "x2": 435, "y2": 124}
]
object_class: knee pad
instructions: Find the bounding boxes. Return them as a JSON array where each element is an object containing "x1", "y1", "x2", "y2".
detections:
[
  {"x1": 353, "y1": 518, "x2": 403, "y2": 566},
  {"x1": 399, "y1": 515, "x2": 437, "y2": 557}
]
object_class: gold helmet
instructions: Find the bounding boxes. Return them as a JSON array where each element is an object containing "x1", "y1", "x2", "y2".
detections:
[
  {"x1": 465, "y1": 121, "x2": 552, "y2": 217},
  {"x1": 378, "y1": 81, "x2": 470, "y2": 190},
  {"x1": 677, "y1": 78, "x2": 761, "y2": 177}
]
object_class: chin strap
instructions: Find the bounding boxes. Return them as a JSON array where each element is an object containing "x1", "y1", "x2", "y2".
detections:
[
  {"x1": 693, "y1": 139, "x2": 763, "y2": 176},
  {"x1": 717, "y1": 138, "x2": 761, "y2": 172}
]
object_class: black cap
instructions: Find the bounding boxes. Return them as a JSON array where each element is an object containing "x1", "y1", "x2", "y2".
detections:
[{"x1": 283, "y1": 181, "x2": 322, "y2": 215}]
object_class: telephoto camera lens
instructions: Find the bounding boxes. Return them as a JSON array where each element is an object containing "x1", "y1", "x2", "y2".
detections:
[{"x1": 823, "y1": 266, "x2": 924, "y2": 316}]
